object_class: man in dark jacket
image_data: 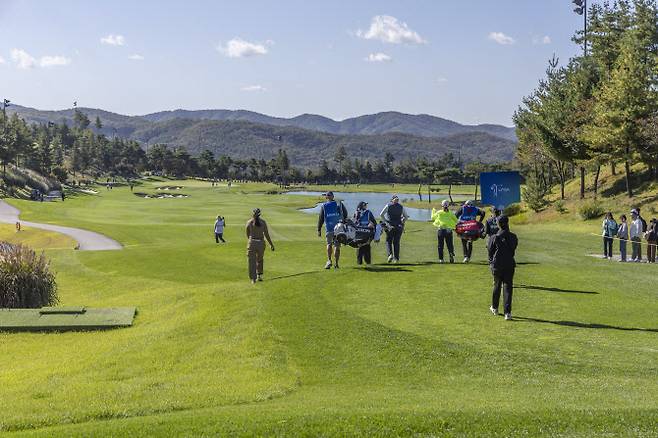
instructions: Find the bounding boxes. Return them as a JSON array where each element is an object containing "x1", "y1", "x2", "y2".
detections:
[{"x1": 487, "y1": 216, "x2": 518, "y2": 320}]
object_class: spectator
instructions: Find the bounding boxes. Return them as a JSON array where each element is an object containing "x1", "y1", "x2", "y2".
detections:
[
  {"x1": 646, "y1": 219, "x2": 657, "y2": 264},
  {"x1": 630, "y1": 209, "x2": 643, "y2": 262},
  {"x1": 484, "y1": 207, "x2": 502, "y2": 248},
  {"x1": 488, "y1": 216, "x2": 518, "y2": 321},
  {"x1": 601, "y1": 212, "x2": 618, "y2": 259},
  {"x1": 214, "y1": 215, "x2": 226, "y2": 243},
  {"x1": 617, "y1": 214, "x2": 629, "y2": 262}
]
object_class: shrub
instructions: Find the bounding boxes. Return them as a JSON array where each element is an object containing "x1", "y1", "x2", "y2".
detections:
[
  {"x1": 503, "y1": 203, "x2": 522, "y2": 217},
  {"x1": 554, "y1": 200, "x2": 568, "y2": 214},
  {"x1": 0, "y1": 243, "x2": 58, "y2": 309},
  {"x1": 578, "y1": 202, "x2": 605, "y2": 220},
  {"x1": 522, "y1": 174, "x2": 550, "y2": 212}
]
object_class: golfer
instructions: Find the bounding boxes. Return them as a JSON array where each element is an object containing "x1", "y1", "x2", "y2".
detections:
[
  {"x1": 380, "y1": 195, "x2": 409, "y2": 263},
  {"x1": 354, "y1": 201, "x2": 377, "y2": 265},
  {"x1": 245, "y1": 208, "x2": 274, "y2": 284},
  {"x1": 488, "y1": 216, "x2": 518, "y2": 321},
  {"x1": 214, "y1": 215, "x2": 226, "y2": 243},
  {"x1": 456, "y1": 200, "x2": 485, "y2": 263},
  {"x1": 317, "y1": 191, "x2": 348, "y2": 269},
  {"x1": 431, "y1": 200, "x2": 458, "y2": 263}
]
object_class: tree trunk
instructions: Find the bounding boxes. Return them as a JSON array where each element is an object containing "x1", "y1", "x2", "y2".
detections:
[
  {"x1": 593, "y1": 165, "x2": 601, "y2": 198},
  {"x1": 611, "y1": 162, "x2": 616, "y2": 176},
  {"x1": 624, "y1": 159, "x2": 633, "y2": 198},
  {"x1": 448, "y1": 183, "x2": 453, "y2": 204},
  {"x1": 579, "y1": 166, "x2": 585, "y2": 199}
]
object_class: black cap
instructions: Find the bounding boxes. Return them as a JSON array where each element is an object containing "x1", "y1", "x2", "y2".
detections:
[
  {"x1": 323, "y1": 191, "x2": 334, "y2": 197},
  {"x1": 498, "y1": 215, "x2": 509, "y2": 228}
]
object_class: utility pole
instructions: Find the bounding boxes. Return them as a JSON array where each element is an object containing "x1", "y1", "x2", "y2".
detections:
[{"x1": 573, "y1": 0, "x2": 588, "y2": 56}]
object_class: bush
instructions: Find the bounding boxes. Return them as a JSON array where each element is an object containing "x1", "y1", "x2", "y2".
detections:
[
  {"x1": 503, "y1": 203, "x2": 522, "y2": 217},
  {"x1": 578, "y1": 202, "x2": 605, "y2": 220},
  {"x1": 0, "y1": 243, "x2": 58, "y2": 308},
  {"x1": 522, "y1": 174, "x2": 550, "y2": 212},
  {"x1": 554, "y1": 200, "x2": 568, "y2": 214}
]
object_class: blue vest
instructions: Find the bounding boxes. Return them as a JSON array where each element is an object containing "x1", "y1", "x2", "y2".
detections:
[
  {"x1": 357, "y1": 210, "x2": 373, "y2": 227},
  {"x1": 323, "y1": 201, "x2": 342, "y2": 232},
  {"x1": 387, "y1": 203, "x2": 404, "y2": 226},
  {"x1": 460, "y1": 205, "x2": 478, "y2": 221}
]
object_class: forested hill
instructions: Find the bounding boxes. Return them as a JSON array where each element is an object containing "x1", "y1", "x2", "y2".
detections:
[
  {"x1": 7, "y1": 105, "x2": 517, "y2": 166},
  {"x1": 130, "y1": 118, "x2": 517, "y2": 166}
]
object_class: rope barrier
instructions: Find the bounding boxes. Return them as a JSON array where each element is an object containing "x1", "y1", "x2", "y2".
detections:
[{"x1": 589, "y1": 233, "x2": 658, "y2": 248}]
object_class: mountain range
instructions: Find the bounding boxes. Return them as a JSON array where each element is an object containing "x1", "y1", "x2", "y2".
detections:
[{"x1": 7, "y1": 105, "x2": 517, "y2": 166}]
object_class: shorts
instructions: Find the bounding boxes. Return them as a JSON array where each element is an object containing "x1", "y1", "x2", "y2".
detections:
[{"x1": 325, "y1": 232, "x2": 340, "y2": 246}]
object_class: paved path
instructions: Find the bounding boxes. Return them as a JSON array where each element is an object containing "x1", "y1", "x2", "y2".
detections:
[{"x1": 0, "y1": 200, "x2": 122, "y2": 251}]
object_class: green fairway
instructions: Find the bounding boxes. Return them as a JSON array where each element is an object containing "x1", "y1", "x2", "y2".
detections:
[{"x1": 1, "y1": 180, "x2": 656, "y2": 437}]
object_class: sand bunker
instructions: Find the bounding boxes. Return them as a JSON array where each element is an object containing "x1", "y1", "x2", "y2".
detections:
[
  {"x1": 155, "y1": 186, "x2": 184, "y2": 191},
  {"x1": 134, "y1": 192, "x2": 189, "y2": 199}
]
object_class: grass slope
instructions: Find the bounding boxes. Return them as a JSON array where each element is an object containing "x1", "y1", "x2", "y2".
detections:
[{"x1": 0, "y1": 181, "x2": 656, "y2": 437}]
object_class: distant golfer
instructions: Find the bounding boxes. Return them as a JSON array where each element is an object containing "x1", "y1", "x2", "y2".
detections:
[
  {"x1": 488, "y1": 216, "x2": 518, "y2": 321},
  {"x1": 214, "y1": 215, "x2": 226, "y2": 243},
  {"x1": 353, "y1": 201, "x2": 377, "y2": 265},
  {"x1": 317, "y1": 191, "x2": 348, "y2": 269},
  {"x1": 380, "y1": 195, "x2": 409, "y2": 263},
  {"x1": 245, "y1": 208, "x2": 274, "y2": 284},
  {"x1": 431, "y1": 200, "x2": 458, "y2": 263},
  {"x1": 456, "y1": 200, "x2": 485, "y2": 263}
]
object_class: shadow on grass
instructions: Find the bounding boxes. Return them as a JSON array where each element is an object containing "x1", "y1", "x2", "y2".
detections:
[
  {"x1": 363, "y1": 266, "x2": 412, "y2": 273},
  {"x1": 517, "y1": 284, "x2": 599, "y2": 295},
  {"x1": 372, "y1": 262, "x2": 435, "y2": 267},
  {"x1": 515, "y1": 316, "x2": 657, "y2": 333},
  {"x1": 269, "y1": 271, "x2": 322, "y2": 281}
]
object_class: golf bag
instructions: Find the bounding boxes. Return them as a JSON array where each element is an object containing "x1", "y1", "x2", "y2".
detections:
[
  {"x1": 455, "y1": 220, "x2": 485, "y2": 241},
  {"x1": 334, "y1": 220, "x2": 375, "y2": 248}
]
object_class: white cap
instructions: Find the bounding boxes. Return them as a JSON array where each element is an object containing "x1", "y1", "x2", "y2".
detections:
[{"x1": 441, "y1": 200, "x2": 450, "y2": 207}]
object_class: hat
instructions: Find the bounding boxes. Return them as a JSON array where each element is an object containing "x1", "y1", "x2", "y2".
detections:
[
  {"x1": 252, "y1": 208, "x2": 261, "y2": 216},
  {"x1": 323, "y1": 191, "x2": 334, "y2": 197},
  {"x1": 357, "y1": 201, "x2": 368, "y2": 210},
  {"x1": 465, "y1": 200, "x2": 474, "y2": 206},
  {"x1": 391, "y1": 195, "x2": 399, "y2": 201},
  {"x1": 498, "y1": 215, "x2": 509, "y2": 228},
  {"x1": 441, "y1": 200, "x2": 450, "y2": 207},
  {"x1": 631, "y1": 209, "x2": 638, "y2": 215}
]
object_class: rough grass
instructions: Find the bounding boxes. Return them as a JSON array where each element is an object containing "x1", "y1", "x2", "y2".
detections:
[
  {"x1": 0, "y1": 180, "x2": 656, "y2": 436},
  {"x1": 0, "y1": 224, "x2": 76, "y2": 250}
]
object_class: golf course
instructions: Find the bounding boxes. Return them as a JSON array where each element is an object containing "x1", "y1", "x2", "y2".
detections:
[{"x1": 1, "y1": 179, "x2": 656, "y2": 437}]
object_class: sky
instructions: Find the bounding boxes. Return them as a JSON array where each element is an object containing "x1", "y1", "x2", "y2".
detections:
[{"x1": 0, "y1": 1, "x2": 586, "y2": 126}]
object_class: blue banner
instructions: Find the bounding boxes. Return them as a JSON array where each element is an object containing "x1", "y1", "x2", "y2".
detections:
[{"x1": 480, "y1": 171, "x2": 521, "y2": 209}]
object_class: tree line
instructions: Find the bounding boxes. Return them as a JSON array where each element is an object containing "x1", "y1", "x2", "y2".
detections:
[
  {"x1": 0, "y1": 109, "x2": 513, "y2": 186},
  {"x1": 514, "y1": 0, "x2": 657, "y2": 200}
]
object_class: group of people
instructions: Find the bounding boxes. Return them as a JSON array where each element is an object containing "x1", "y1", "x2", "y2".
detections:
[
  {"x1": 235, "y1": 191, "x2": 519, "y2": 320},
  {"x1": 602, "y1": 207, "x2": 657, "y2": 263}
]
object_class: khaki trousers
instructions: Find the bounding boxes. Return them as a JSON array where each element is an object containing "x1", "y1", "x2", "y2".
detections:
[{"x1": 247, "y1": 239, "x2": 265, "y2": 280}]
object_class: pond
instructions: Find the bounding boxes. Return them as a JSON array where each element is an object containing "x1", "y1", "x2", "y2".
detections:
[{"x1": 287, "y1": 191, "x2": 471, "y2": 222}]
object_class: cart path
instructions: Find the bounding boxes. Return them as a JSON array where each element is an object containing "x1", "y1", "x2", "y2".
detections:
[{"x1": 0, "y1": 200, "x2": 122, "y2": 251}]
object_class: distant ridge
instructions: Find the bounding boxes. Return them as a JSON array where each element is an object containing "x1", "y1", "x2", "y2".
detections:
[{"x1": 7, "y1": 105, "x2": 517, "y2": 166}]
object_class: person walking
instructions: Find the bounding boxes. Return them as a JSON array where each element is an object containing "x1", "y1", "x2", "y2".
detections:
[
  {"x1": 354, "y1": 201, "x2": 377, "y2": 265},
  {"x1": 214, "y1": 215, "x2": 226, "y2": 243},
  {"x1": 483, "y1": 207, "x2": 502, "y2": 248},
  {"x1": 431, "y1": 200, "x2": 458, "y2": 263},
  {"x1": 455, "y1": 200, "x2": 485, "y2": 263},
  {"x1": 488, "y1": 216, "x2": 518, "y2": 321},
  {"x1": 245, "y1": 208, "x2": 274, "y2": 284},
  {"x1": 380, "y1": 195, "x2": 409, "y2": 263},
  {"x1": 630, "y1": 209, "x2": 643, "y2": 262},
  {"x1": 317, "y1": 191, "x2": 348, "y2": 269},
  {"x1": 617, "y1": 215, "x2": 629, "y2": 262},
  {"x1": 645, "y1": 219, "x2": 657, "y2": 264},
  {"x1": 601, "y1": 212, "x2": 618, "y2": 259}
]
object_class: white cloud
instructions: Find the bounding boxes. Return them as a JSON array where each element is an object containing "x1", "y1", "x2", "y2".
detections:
[
  {"x1": 218, "y1": 38, "x2": 268, "y2": 58},
  {"x1": 533, "y1": 35, "x2": 552, "y2": 45},
  {"x1": 241, "y1": 85, "x2": 267, "y2": 92},
  {"x1": 11, "y1": 49, "x2": 37, "y2": 69},
  {"x1": 39, "y1": 55, "x2": 71, "y2": 67},
  {"x1": 101, "y1": 34, "x2": 126, "y2": 46},
  {"x1": 357, "y1": 15, "x2": 426, "y2": 45},
  {"x1": 365, "y1": 52, "x2": 392, "y2": 63},
  {"x1": 488, "y1": 32, "x2": 515, "y2": 45},
  {"x1": 128, "y1": 54, "x2": 144, "y2": 60}
]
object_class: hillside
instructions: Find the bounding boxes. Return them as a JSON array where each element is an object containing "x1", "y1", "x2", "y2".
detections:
[
  {"x1": 7, "y1": 105, "x2": 517, "y2": 166},
  {"x1": 130, "y1": 118, "x2": 517, "y2": 166}
]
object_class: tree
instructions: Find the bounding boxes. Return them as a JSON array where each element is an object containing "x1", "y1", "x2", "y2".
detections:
[
  {"x1": 94, "y1": 116, "x2": 103, "y2": 130},
  {"x1": 334, "y1": 146, "x2": 347, "y2": 176}
]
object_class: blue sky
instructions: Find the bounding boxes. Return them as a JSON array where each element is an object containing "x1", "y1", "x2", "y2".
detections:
[{"x1": 0, "y1": 1, "x2": 585, "y2": 126}]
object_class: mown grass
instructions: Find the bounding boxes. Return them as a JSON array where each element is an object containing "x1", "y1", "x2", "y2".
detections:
[
  {"x1": 0, "y1": 180, "x2": 656, "y2": 437},
  {"x1": 0, "y1": 224, "x2": 76, "y2": 250}
]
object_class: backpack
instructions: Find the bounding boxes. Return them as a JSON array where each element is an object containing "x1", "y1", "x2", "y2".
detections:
[{"x1": 640, "y1": 217, "x2": 647, "y2": 233}]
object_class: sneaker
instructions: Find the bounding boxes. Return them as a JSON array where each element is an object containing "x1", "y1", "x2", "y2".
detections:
[
  {"x1": 489, "y1": 306, "x2": 498, "y2": 316},
  {"x1": 618, "y1": 259, "x2": 625, "y2": 262},
  {"x1": 387, "y1": 255, "x2": 394, "y2": 263},
  {"x1": 257, "y1": 274, "x2": 263, "y2": 282},
  {"x1": 250, "y1": 279, "x2": 257, "y2": 284},
  {"x1": 334, "y1": 263, "x2": 339, "y2": 269},
  {"x1": 449, "y1": 256, "x2": 455, "y2": 264},
  {"x1": 393, "y1": 259, "x2": 399, "y2": 264},
  {"x1": 504, "y1": 313, "x2": 512, "y2": 321},
  {"x1": 438, "y1": 259, "x2": 444, "y2": 264},
  {"x1": 463, "y1": 257, "x2": 470, "y2": 263},
  {"x1": 324, "y1": 261, "x2": 332, "y2": 269}
]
